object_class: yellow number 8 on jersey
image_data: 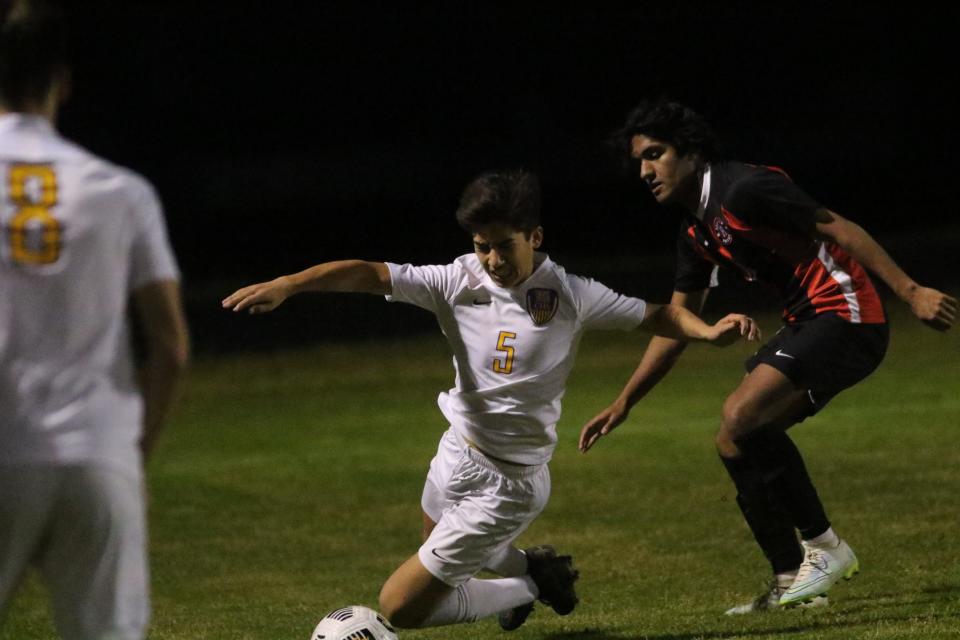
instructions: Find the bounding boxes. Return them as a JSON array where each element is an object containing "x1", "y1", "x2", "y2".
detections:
[{"x1": 6, "y1": 164, "x2": 61, "y2": 265}]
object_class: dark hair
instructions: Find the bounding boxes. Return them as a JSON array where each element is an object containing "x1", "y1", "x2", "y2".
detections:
[
  {"x1": 455, "y1": 169, "x2": 541, "y2": 235},
  {"x1": 611, "y1": 98, "x2": 718, "y2": 168},
  {"x1": 0, "y1": 0, "x2": 70, "y2": 110}
]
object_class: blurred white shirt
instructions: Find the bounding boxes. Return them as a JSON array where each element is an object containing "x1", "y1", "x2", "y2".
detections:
[{"x1": 0, "y1": 114, "x2": 179, "y2": 477}]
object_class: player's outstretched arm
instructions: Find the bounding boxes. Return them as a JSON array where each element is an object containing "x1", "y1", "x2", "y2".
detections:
[
  {"x1": 640, "y1": 303, "x2": 761, "y2": 345},
  {"x1": 222, "y1": 260, "x2": 392, "y2": 314},
  {"x1": 815, "y1": 209, "x2": 957, "y2": 331},
  {"x1": 134, "y1": 280, "x2": 191, "y2": 460},
  {"x1": 581, "y1": 288, "x2": 714, "y2": 453}
]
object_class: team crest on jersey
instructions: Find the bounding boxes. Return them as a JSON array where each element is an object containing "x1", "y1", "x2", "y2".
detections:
[
  {"x1": 711, "y1": 217, "x2": 734, "y2": 245},
  {"x1": 526, "y1": 288, "x2": 559, "y2": 326}
]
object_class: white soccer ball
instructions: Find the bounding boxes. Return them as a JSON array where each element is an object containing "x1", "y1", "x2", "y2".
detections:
[{"x1": 310, "y1": 605, "x2": 398, "y2": 640}]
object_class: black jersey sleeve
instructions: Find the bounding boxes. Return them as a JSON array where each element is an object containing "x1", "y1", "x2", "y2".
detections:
[
  {"x1": 723, "y1": 168, "x2": 822, "y2": 236},
  {"x1": 674, "y1": 224, "x2": 715, "y2": 293}
]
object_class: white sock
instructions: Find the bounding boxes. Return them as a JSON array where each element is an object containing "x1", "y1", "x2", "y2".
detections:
[
  {"x1": 775, "y1": 571, "x2": 798, "y2": 587},
  {"x1": 484, "y1": 545, "x2": 528, "y2": 577},
  {"x1": 805, "y1": 527, "x2": 840, "y2": 548},
  {"x1": 417, "y1": 576, "x2": 538, "y2": 627}
]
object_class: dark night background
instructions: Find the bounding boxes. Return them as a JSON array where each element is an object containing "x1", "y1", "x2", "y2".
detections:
[{"x1": 57, "y1": 2, "x2": 959, "y2": 352}]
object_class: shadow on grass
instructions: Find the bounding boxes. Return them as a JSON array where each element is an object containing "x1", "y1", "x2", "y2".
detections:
[
  {"x1": 920, "y1": 583, "x2": 960, "y2": 596},
  {"x1": 542, "y1": 629, "x2": 623, "y2": 640},
  {"x1": 834, "y1": 581, "x2": 960, "y2": 615},
  {"x1": 540, "y1": 591, "x2": 960, "y2": 640}
]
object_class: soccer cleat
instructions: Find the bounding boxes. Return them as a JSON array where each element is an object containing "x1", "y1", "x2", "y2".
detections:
[
  {"x1": 497, "y1": 601, "x2": 534, "y2": 631},
  {"x1": 779, "y1": 539, "x2": 859, "y2": 607},
  {"x1": 525, "y1": 545, "x2": 580, "y2": 616},
  {"x1": 724, "y1": 578, "x2": 828, "y2": 615}
]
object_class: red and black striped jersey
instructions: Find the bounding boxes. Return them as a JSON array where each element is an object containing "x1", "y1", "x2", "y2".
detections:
[{"x1": 675, "y1": 161, "x2": 885, "y2": 324}]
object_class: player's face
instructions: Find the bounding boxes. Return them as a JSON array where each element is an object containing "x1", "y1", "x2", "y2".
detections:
[
  {"x1": 630, "y1": 134, "x2": 701, "y2": 209},
  {"x1": 472, "y1": 223, "x2": 544, "y2": 288}
]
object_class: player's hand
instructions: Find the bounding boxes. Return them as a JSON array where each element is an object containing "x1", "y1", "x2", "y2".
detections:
[
  {"x1": 908, "y1": 286, "x2": 957, "y2": 331},
  {"x1": 222, "y1": 277, "x2": 294, "y2": 314},
  {"x1": 705, "y1": 313, "x2": 761, "y2": 346},
  {"x1": 579, "y1": 399, "x2": 629, "y2": 453}
]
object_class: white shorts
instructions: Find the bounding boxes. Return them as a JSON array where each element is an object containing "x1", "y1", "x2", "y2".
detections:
[
  {"x1": 0, "y1": 463, "x2": 149, "y2": 640},
  {"x1": 419, "y1": 428, "x2": 550, "y2": 586}
]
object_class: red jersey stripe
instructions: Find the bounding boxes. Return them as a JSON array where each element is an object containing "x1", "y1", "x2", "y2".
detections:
[
  {"x1": 825, "y1": 244, "x2": 885, "y2": 323},
  {"x1": 793, "y1": 243, "x2": 885, "y2": 323}
]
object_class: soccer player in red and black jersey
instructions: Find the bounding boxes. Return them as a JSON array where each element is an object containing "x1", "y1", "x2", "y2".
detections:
[{"x1": 578, "y1": 99, "x2": 957, "y2": 613}]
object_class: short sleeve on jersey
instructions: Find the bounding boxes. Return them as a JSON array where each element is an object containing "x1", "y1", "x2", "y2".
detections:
[
  {"x1": 723, "y1": 169, "x2": 821, "y2": 235},
  {"x1": 567, "y1": 275, "x2": 647, "y2": 331},
  {"x1": 674, "y1": 226, "x2": 717, "y2": 293},
  {"x1": 129, "y1": 180, "x2": 179, "y2": 291},
  {"x1": 385, "y1": 262, "x2": 461, "y2": 313}
]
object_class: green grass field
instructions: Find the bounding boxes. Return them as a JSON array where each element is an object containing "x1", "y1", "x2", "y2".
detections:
[{"x1": 2, "y1": 306, "x2": 958, "y2": 640}]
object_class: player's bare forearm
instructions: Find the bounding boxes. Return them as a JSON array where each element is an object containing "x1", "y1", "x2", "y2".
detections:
[
  {"x1": 815, "y1": 209, "x2": 957, "y2": 330},
  {"x1": 139, "y1": 352, "x2": 188, "y2": 459},
  {"x1": 579, "y1": 289, "x2": 716, "y2": 453},
  {"x1": 134, "y1": 281, "x2": 191, "y2": 460},
  {"x1": 223, "y1": 260, "x2": 392, "y2": 314},
  {"x1": 641, "y1": 304, "x2": 712, "y2": 341},
  {"x1": 622, "y1": 289, "x2": 709, "y2": 407},
  {"x1": 286, "y1": 260, "x2": 391, "y2": 295},
  {"x1": 815, "y1": 210, "x2": 916, "y2": 298},
  {"x1": 641, "y1": 304, "x2": 760, "y2": 345},
  {"x1": 578, "y1": 334, "x2": 686, "y2": 453},
  {"x1": 618, "y1": 334, "x2": 689, "y2": 408}
]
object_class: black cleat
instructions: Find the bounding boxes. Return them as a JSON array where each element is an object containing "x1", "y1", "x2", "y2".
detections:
[
  {"x1": 497, "y1": 601, "x2": 534, "y2": 631},
  {"x1": 525, "y1": 545, "x2": 579, "y2": 616}
]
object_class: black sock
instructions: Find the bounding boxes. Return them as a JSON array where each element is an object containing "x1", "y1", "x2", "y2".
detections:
[
  {"x1": 719, "y1": 452, "x2": 803, "y2": 574},
  {"x1": 742, "y1": 431, "x2": 830, "y2": 540}
]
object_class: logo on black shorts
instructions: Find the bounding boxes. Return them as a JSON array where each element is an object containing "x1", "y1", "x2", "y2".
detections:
[{"x1": 526, "y1": 288, "x2": 559, "y2": 326}]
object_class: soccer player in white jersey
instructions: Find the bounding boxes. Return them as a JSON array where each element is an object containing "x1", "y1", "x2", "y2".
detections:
[
  {"x1": 0, "y1": 3, "x2": 190, "y2": 639},
  {"x1": 223, "y1": 169, "x2": 760, "y2": 630}
]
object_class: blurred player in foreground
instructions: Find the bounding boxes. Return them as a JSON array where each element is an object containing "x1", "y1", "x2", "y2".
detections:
[
  {"x1": 224, "y1": 169, "x2": 759, "y2": 630},
  {"x1": 0, "y1": 2, "x2": 190, "y2": 638},
  {"x1": 579, "y1": 98, "x2": 957, "y2": 613}
]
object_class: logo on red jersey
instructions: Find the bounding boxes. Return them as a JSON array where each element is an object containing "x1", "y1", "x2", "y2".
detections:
[
  {"x1": 526, "y1": 288, "x2": 559, "y2": 326},
  {"x1": 711, "y1": 217, "x2": 734, "y2": 245}
]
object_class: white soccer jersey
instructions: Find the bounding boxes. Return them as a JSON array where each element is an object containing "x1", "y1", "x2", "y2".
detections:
[
  {"x1": 0, "y1": 114, "x2": 179, "y2": 477},
  {"x1": 386, "y1": 253, "x2": 646, "y2": 465}
]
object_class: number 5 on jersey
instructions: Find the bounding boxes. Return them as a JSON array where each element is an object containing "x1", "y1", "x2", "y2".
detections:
[{"x1": 493, "y1": 330, "x2": 517, "y2": 374}]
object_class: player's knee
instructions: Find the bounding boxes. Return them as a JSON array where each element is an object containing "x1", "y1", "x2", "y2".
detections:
[
  {"x1": 377, "y1": 590, "x2": 401, "y2": 627},
  {"x1": 721, "y1": 396, "x2": 762, "y2": 438},
  {"x1": 378, "y1": 586, "x2": 422, "y2": 629},
  {"x1": 378, "y1": 600, "x2": 423, "y2": 629},
  {"x1": 715, "y1": 428, "x2": 739, "y2": 458}
]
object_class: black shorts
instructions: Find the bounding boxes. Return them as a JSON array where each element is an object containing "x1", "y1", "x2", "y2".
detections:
[{"x1": 745, "y1": 312, "x2": 889, "y2": 416}]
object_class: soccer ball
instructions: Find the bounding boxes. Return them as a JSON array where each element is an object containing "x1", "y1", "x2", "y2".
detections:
[{"x1": 310, "y1": 605, "x2": 398, "y2": 640}]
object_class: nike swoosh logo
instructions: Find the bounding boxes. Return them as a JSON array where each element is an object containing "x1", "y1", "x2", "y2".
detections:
[
  {"x1": 472, "y1": 299, "x2": 492, "y2": 305},
  {"x1": 431, "y1": 548, "x2": 449, "y2": 561},
  {"x1": 775, "y1": 349, "x2": 796, "y2": 359}
]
